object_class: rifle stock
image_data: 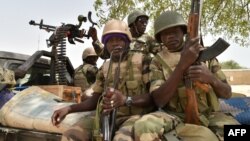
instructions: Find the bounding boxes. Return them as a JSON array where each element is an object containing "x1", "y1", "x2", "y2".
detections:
[
  {"x1": 185, "y1": 0, "x2": 229, "y2": 125},
  {"x1": 185, "y1": 88, "x2": 200, "y2": 124},
  {"x1": 184, "y1": 0, "x2": 202, "y2": 125}
]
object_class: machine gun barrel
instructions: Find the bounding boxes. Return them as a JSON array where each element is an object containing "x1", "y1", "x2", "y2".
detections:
[{"x1": 29, "y1": 19, "x2": 56, "y2": 32}]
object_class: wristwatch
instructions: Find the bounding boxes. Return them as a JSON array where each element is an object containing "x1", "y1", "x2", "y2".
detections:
[{"x1": 125, "y1": 96, "x2": 133, "y2": 107}]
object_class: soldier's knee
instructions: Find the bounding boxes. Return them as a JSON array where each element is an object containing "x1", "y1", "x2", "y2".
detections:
[{"x1": 134, "y1": 114, "x2": 165, "y2": 135}]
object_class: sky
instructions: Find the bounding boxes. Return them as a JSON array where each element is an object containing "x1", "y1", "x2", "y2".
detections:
[{"x1": 1, "y1": 0, "x2": 250, "y2": 68}]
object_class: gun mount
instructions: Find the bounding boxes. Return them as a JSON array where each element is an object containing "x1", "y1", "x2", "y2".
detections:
[{"x1": 29, "y1": 11, "x2": 97, "y2": 85}]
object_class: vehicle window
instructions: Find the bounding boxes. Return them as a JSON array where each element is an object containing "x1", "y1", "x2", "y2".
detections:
[{"x1": 9, "y1": 63, "x2": 51, "y2": 86}]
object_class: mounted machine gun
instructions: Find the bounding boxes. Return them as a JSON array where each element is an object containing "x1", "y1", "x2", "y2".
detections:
[{"x1": 28, "y1": 12, "x2": 97, "y2": 85}]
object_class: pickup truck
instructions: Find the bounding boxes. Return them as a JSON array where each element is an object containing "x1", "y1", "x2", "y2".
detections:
[
  {"x1": 0, "y1": 50, "x2": 78, "y2": 141},
  {"x1": 1, "y1": 51, "x2": 249, "y2": 141}
]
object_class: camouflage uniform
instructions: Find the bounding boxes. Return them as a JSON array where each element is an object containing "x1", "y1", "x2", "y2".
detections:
[
  {"x1": 74, "y1": 47, "x2": 98, "y2": 100},
  {"x1": 133, "y1": 48, "x2": 239, "y2": 141},
  {"x1": 74, "y1": 63, "x2": 98, "y2": 92},
  {"x1": 92, "y1": 39, "x2": 109, "y2": 60},
  {"x1": 0, "y1": 66, "x2": 16, "y2": 91},
  {"x1": 92, "y1": 51, "x2": 153, "y2": 141},
  {"x1": 133, "y1": 11, "x2": 240, "y2": 141},
  {"x1": 61, "y1": 19, "x2": 153, "y2": 141},
  {"x1": 92, "y1": 10, "x2": 160, "y2": 60},
  {"x1": 0, "y1": 66, "x2": 16, "y2": 108},
  {"x1": 92, "y1": 32, "x2": 160, "y2": 61}
]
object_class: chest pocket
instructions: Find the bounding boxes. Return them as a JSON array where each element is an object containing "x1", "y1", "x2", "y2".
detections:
[
  {"x1": 103, "y1": 53, "x2": 148, "y2": 116},
  {"x1": 126, "y1": 53, "x2": 145, "y2": 96},
  {"x1": 155, "y1": 54, "x2": 219, "y2": 114}
]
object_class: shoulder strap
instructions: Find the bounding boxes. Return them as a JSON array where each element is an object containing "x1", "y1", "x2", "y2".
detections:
[
  {"x1": 155, "y1": 54, "x2": 173, "y2": 74},
  {"x1": 128, "y1": 54, "x2": 134, "y2": 80},
  {"x1": 81, "y1": 64, "x2": 87, "y2": 77}
]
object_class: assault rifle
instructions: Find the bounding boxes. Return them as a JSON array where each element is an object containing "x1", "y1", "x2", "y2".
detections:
[
  {"x1": 184, "y1": 0, "x2": 230, "y2": 124},
  {"x1": 101, "y1": 51, "x2": 123, "y2": 141}
]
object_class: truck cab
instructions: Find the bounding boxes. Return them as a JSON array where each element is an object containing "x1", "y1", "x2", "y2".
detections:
[{"x1": 0, "y1": 50, "x2": 77, "y2": 141}]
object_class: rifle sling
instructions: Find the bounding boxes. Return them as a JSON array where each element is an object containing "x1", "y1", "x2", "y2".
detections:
[{"x1": 155, "y1": 54, "x2": 173, "y2": 74}]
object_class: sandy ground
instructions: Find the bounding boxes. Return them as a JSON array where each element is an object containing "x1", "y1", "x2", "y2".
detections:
[{"x1": 231, "y1": 85, "x2": 250, "y2": 97}]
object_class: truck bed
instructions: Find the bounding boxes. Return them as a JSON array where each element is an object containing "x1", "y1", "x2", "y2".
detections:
[{"x1": 0, "y1": 126, "x2": 61, "y2": 141}]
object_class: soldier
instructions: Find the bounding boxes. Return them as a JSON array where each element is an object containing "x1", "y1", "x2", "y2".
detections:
[
  {"x1": 88, "y1": 9, "x2": 160, "y2": 60},
  {"x1": 0, "y1": 66, "x2": 16, "y2": 108},
  {"x1": 73, "y1": 47, "x2": 98, "y2": 100},
  {"x1": 127, "y1": 10, "x2": 160, "y2": 55},
  {"x1": 133, "y1": 11, "x2": 239, "y2": 141},
  {"x1": 51, "y1": 19, "x2": 154, "y2": 141},
  {"x1": 88, "y1": 26, "x2": 108, "y2": 59}
]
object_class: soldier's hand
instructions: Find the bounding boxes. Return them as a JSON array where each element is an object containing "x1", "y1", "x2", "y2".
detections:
[
  {"x1": 51, "y1": 106, "x2": 70, "y2": 127},
  {"x1": 180, "y1": 37, "x2": 201, "y2": 69},
  {"x1": 186, "y1": 64, "x2": 214, "y2": 84},
  {"x1": 88, "y1": 27, "x2": 98, "y2": 41},
  {"x1": 102, "y1": 87, "x2": 126, "y2": 114}
]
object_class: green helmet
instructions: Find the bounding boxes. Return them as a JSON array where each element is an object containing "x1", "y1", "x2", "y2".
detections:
[
  {"x1": 127, "y1": 10, "x2": 149, "y2": 26},
  {"x1": 154, "y1": 11, "x2": 187, "y2": 42}
]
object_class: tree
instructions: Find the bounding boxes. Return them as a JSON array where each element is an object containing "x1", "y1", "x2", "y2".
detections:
[
  {"x1": 93, "y1": 0, "x2": 250, "y2": 47},
  {"x1": 220, "y1": 60, "x2": 247, "y2": 69}
]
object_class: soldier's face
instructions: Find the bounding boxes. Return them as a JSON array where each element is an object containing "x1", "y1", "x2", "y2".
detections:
[
  {"x1": 106, "y1": 36, "x2": 126, "y2": 59},
  {"x1": 85, "y1": 56, "x2": 98, "y2": 65},
  {"x1": 160, "y1": 26, "x2": 184, "y2": 51},
  {"x1": 135, "y1": 16, "x2": 148, "y2": 34}
]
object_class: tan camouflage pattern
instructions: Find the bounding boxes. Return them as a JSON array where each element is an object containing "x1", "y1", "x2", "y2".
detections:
[
  {"x1": 174, "y1": 123, "x2": 219, "y2": 141},
  {"x1": 149, "y1": 48, "x2": 226, "y2": 116},
  {"x1": 133, "y1": 47, "x2": 239, "y2": 141},
  {"x1": 130, "y1": 33, "x2": 161, "y2": 55},
  {"x1": 61, "y1": 114, "x2": 95, "y2": 141},
  {"x1": 113, "y1": 115, "x2": 141, "y2": 141},
  {"x1": 93, "y1": 52, "x2": 152, "y2": 116},
  {"x1": 130, "y1": 33, "x2": 160, "y2": 88},
  {"x1": 134, "y1": 111, "x2": 239, "y2": 141},
  {"x1": 91, "y1": 52, "x2": 154, "y2": 141},
  {"x1": 92, "y1": 33, "x2": 161, "y2": 60},
  {"x1": 208, "y1": 112, "x2": 240, "y2": 141},
  {"x1": 92, "y1": 39, "x2": 109, "y2": 59},
  {"x1": 74, "y1": 63, "x2": 98, "y2": 92},
  {"x1": 134, "y1": 111, "x2": 180, "y2": 141},
  {"x1": 0, "y1": 66, "x2": 16, "y2": 90}
]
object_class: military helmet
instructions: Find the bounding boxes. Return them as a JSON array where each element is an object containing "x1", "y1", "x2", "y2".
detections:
[
  {"x1": 127, "y1": 10, "x2": 149, "y2": 26},
  {"x1": 101, "y1": 19, "x2": 132, "y2": 44},
  {"x1": 154, "y1": 11, "x2": 187, "y2": 42},
  {"x1": 82, "y1": 47, "x2": 97, "y2": 60}
]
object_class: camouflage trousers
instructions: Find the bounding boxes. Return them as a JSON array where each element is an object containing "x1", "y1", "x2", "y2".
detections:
[
  {"x1": 133, "y1": 111, "x2": 240, "y2": 141},
  {"x1": 61, "y1": 114, "x2": 142, "y2": 141},
  {"x1": 113, "y1": 115, "x2": 141, "y2": 141}
]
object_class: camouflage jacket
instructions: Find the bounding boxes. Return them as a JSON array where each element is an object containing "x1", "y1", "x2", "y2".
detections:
[
  {"x1": 0, "y1": 66, "x2": 16, "y2": 91},
  {"x1": 74, "y1": 63, "x2": 98, "y2": 92},
  {"x1": 92, "y1": 33, "x2": 160, "y2": 60},
  {"x1": 93, "y1": 52, "x2": 153, "y2": 117},
  {"x1": 149, "y1": 48, "x2": 227, "y2": 125}
]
